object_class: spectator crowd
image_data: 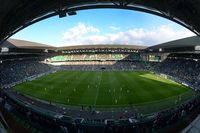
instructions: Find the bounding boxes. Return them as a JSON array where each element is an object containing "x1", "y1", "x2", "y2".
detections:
[{"x1": 153, "y1": 57, "x2": 200, "y2": 89}]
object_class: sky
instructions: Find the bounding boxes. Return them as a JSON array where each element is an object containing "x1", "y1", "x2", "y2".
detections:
[{"x1": 11, "y1": 9, "x2": 195, "y2": 47}]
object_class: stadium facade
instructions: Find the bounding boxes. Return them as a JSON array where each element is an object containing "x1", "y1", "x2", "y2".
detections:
[{"x1": 0, "y1": 36, "x2": 200, "y2": 133}]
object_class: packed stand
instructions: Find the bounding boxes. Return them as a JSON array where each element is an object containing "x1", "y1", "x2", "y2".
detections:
[
  {"x1": 59, "y1": 61, "x2": 146, "y2": 71},
  {"x1": 0, "y1": 59, "x2": 54, "y2": 87},
  {"x1": 49, "y1": 53, "x2": 142, "y2": 62},
  {"x1": 153, "y1": 57, "x2": 200, "y2": 88}
]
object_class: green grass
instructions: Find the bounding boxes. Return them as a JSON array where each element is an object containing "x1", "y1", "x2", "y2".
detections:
[{"x1": 14, "y1": 71, "x2": 195, "y2": 114}]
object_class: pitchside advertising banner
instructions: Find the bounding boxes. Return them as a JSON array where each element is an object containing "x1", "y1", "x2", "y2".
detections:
[
  {"x1": 160, "y1": 73, "x2": 191, "y2": 88},
  {"x1": 1, "y1": 47, "x2": 9, "y2": 52},
  {"x1": 148, "y1": 55, "x2": 161, "y2": 62},
  {"x1": 195, "y1": 46, "x2": 200, "y2": 51},
  {"x1": 160, "y1": 73, "x2": 167, "y2": 79}
]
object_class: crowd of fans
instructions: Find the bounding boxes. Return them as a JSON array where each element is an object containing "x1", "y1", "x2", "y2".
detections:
[
  {"x1": 59, "y1": 61, "x2": 146, "y2": 71},
  {"x1": 98, "y1": 94, "x2": 200, "y2": 133},
  {"x1": 2, "y1": 54, "x2": 200, "y2": 88},
  {"x1": 49, "y1": 53, "x2": 141, "y2": 62},
  {"x1": 152, "y1": 95, "x2": 200, "y2": 131},
  {"x1": 153, "y1": 57, "x2": 200, "y2": 89},
  {"x1": 0, "y1": 59, "x2": 54, "y2": 87},
  {"x1": 0, "y1": 57, "x2": 146, "y2": 88}
]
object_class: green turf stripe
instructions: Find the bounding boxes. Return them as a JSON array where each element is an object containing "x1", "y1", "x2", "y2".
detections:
[{"x1": 13, "y1": 71, "x2": 195, "y2": 114}]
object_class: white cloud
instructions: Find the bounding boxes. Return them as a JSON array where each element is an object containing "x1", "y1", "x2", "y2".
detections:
[
  {"x1": 63, "y1": 22, "x2": 100, "y2": 40},
  {"x1": 109, "y1": 26, "x2": 120, "y2": 31},
  {"x1": 61, "y1": 23, "x2": 195, "y2": 46}
]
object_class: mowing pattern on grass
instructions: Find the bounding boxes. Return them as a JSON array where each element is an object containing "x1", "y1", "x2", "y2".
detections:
[{"x1": 14, "y1": 71, "x2": 194, "y2": 110}]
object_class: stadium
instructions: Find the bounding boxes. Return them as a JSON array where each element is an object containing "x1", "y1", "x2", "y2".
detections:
[{"x1": 1, "y1": 1, "x2": 200, "y2": 133}]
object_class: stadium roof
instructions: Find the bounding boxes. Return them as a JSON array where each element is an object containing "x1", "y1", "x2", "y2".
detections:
[
  {"x1": 0, "y1": 39, "x2": 55, "y2": 50},
  {"x1": 147, "y1": 36, "x2": 200, "y2": 52},
  {"x1": 1, "y1": 0, "x2": 200, "y2": 45},
  {"x1": 59, "y1": 45, "x2": 146, "y2": 50},
  {"x1": 148, "y1": 36, "x2": 200, "y2": 49},
  {"x1": 0, "y1": 39, "x2": 146, "y2": 52}
]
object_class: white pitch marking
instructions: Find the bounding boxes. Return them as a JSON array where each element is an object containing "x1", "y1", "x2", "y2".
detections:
[{"x1": 94, "y1": 72, "x2": 102, "y2": 106}]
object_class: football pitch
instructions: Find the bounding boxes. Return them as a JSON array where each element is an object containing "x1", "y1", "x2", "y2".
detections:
[{"x1": 14, "y1": 71, "x2": 195, "y2": 114}]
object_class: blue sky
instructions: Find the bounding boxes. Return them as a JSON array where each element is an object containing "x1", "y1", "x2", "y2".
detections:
[{"x1": 11, "y1": 9, "x2": 195, "y2": 47}]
